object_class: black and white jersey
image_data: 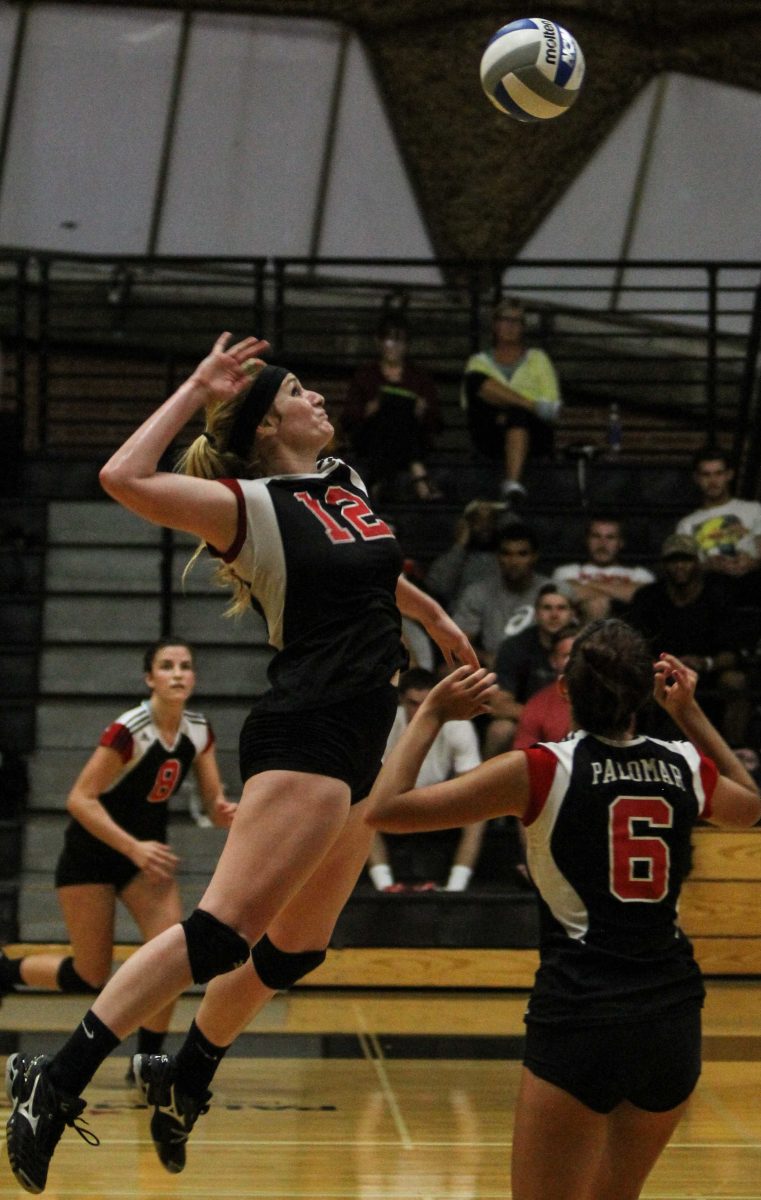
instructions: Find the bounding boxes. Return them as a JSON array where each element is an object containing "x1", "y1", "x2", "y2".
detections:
[
  {"x1": 521, "y1": 730, "x2": 718, "y2": 1026},
  {"x1": 66, "y1": 700, "x2": 213, "y2": 845},
  {"x1": 215, "y1": 458, "x2": 406, "y2": 710}
]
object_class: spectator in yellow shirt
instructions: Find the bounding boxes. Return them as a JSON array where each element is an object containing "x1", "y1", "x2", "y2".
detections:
[{"x1": 461, "y1": 297, "x2": 561, "y2": 504}]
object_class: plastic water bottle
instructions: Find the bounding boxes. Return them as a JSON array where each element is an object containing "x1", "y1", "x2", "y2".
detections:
[{"x1": 607, "y1": 403, "x2": 622, "y2": 455}]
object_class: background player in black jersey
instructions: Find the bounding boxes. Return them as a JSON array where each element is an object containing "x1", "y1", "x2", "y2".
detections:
[
  {"x1": 0, "y1": 639, "x2": 235, "y2": 1082},
  {"x1": 4, "y1": 333, "x2": 476, "y2": 1194},
  {"x1": 365, "y1": 622, "x2": 760, "y2": 1200}
]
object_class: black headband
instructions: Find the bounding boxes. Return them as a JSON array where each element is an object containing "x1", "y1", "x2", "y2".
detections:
[{"x1": 227, "y1": 364, "x2": 289, "y2": 459}]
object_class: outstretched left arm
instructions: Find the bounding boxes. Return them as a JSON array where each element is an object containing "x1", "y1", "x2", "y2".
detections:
[
  {"x1": 396, "y1": 576, "x2": 478, "y2": 667},
  {"x1": 365, "y1": 665, "x2": 529, "y2": 832}
]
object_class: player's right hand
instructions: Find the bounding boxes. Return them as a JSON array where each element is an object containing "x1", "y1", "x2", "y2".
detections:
[{"x1": 423, "y1": 665, "x2": 497, "y2": 723}]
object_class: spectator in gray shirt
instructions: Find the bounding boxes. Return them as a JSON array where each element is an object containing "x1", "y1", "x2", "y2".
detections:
[
  {"x1": 452, "y1": 524, "x2": 551, "y2": 666},
  {"x1": 425, "y1": 499, "x2": 504, "y2": 611}
]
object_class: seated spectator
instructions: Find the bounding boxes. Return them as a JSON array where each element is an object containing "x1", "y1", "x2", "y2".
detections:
[
  {"x1": 461, "y1": 297, "x2": 561, "y2": 504},
  {"x1": 676, "y1": 446, "x2": 761, "y2": 606},
  {"x1": 425, "y1": 498, "x2": 505, "y2": 611},
  {"x1": 484, "y1": 585, "x2": 576, "y2": 756},
  {"x1": 513, "y1": 622, "x2": 580, "y2": 749},
  {"x1": 452, "y1": 523, "x2": 552, "y2": 667},
  {"x1": 342, "y1": 313, "x2": 441, "y2": 502},
  {"x1": 366, "y1": 668, "x2": 485, "y2": 893},
  {"x1": 628, "y1": 533, "x2": 751, "y2": 744},
  {"x1": 552, "y1": 515, "x2": 654, "y2": 620}
]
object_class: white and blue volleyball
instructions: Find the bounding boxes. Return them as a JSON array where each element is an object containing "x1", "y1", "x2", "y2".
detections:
[{"x1": 480, "y1": 17, "x2": 585, "y2": 122}]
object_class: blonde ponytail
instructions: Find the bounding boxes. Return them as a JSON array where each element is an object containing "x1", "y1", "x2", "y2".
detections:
[{"x1": 175, "y1": 364, "x2": 267, "y2": 617}]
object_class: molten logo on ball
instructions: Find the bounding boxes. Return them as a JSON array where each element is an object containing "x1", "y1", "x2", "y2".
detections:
[{"x1": 480, "y1": 16, "x2": 586, "y2": 123}]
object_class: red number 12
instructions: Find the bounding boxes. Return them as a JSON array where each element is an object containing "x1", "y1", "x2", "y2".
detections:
[{"x1": 294, "y1": 486, "x2": 393, "y2": 543}]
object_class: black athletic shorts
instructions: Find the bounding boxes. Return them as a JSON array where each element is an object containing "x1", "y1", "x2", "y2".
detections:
[
  {"x1": 55, "y1": 828, "x2": 140, "y2": 893},
  {"x1": 238, "y1": 682, "x2": 398, "y2": 803},
  {"x1": 524, "y1": 1001, "x2": 702, "y2": 1114}
]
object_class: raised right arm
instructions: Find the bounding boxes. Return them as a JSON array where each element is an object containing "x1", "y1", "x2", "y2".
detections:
[{"x1": 99, "y1": 333, "x2": 267, "y2": 548}]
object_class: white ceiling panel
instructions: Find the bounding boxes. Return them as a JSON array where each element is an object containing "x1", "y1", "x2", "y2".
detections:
[
  {"x1": 514, "y1": 77, "x2": 661, "y2": 307},
  {"x1": 318, "y1": 34, "x2": 437, "y2": 279},
  {"x1": 157, "y1": 15, "x2": 342, "y2": 256},
  {"x1": 0, "y1": 3, "x2": 180, "y2": 253},
  {"x1": 632, "y1": 73, "x2": 761, "y2": 262}
]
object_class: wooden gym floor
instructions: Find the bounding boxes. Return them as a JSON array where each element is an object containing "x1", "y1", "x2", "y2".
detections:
[{"x1": 0, "y1": 982, "x2": 760, "y2": 1199}]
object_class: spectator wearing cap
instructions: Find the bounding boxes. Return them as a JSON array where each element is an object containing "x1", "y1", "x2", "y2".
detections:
[
  {"x1": 627, "y1": 533, "x2": 751, "y2": 743},
  {"x1": 460, "y1": 297, "x2": 561, "y2": 504}
]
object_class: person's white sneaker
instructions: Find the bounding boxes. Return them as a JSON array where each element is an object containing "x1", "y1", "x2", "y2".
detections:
[{"x1": 500, "y1": 480, "x2": 528, "y2": 503}]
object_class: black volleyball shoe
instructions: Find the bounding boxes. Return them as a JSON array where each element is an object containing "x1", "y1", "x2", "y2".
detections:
[
  {"x1": 6, "y1": 1053, "x2": 98, "y2": 1194},
  {"x1": 132, "y1": 1053, "x2": 210, "y2": 1174}
]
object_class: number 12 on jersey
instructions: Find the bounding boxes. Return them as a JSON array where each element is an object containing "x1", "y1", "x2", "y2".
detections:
[{"x1": 294, "y1": 487, "x2": 393, "y2": 543}]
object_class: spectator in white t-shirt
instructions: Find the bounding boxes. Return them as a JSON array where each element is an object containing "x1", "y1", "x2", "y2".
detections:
[
  {"x1": 676, "y1": 447, "x2": 761, "y2": 605},
  {"x1": 366, "y1": 668, "x2": 484, "y2": 892},
  {"x1": 552, "y1": 516, "x2": 654, "y2": 621}
]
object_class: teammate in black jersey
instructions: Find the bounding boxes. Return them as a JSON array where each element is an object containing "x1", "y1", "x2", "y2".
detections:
[
  {"x1": 366, "y1": 620, "x2": 761, "y2": 1200},
  {"x1": 4, "y1": 333, "x2": 476, "y2": 1193},
  {"x1": 0, "y1": 640, "x2": 234, "y2": 1078}
]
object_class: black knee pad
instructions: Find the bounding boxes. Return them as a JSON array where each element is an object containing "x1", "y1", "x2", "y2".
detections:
[
  {"x1": 251, "y1": 934, "x2": 326, "y2": 990},
  {"x1": 56, "y1": 956, "x2": 100, "y2": 994},
  {"x1": 181, "y1": 908, "x2": 249, "y2": 985}
]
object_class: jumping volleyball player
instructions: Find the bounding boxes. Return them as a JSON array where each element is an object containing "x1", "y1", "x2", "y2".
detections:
[
  {"x1": 4, "y1": 333, "x2": 476, "y2": 1194},
  {"x1": 365, "y1": 622, "x2": 761, "y2": 1200}
]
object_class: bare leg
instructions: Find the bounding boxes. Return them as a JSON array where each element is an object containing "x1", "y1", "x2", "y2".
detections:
[
  {"x1": 91, "y1": 771, "x2": 350, "y2": 1039},
  {"x1": 120, "y1": 873, "x2": 184, "y2": 1034},
  {"x1": 511, "y1": 1067, "x2": 689, "y2": 1200},
  {"x1": 445, "y1": 820, "x2": 486, "y2": 891},
  {"x1": 511, "y1": 1067, "x2": 607, "y2": 1200},
  {"x1": 18, "y1": 885, "x2": 116, "y2": 990},
  {"x1": 505, "y1": 426, "x2": 529, "y2": 484},
  {"x1": 452, "y1": 821, "x2": 485, "y2": 870},
  {"x1": 192, "y1": 797, "x2": 375, "y2": 1047},
  {"x1": 367, "y1": 832, "x2": 391, "y2": 869},
  {"x1": 590, "y1": 1096, "x2": 690, "y2": 1200},
  {"x1": 366, "y1": 831, "x2": 395, "y2": 890}
]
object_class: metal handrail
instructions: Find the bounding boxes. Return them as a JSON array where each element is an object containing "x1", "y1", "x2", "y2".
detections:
[{"x1": 0, "y1": 251, "x2": 759, "y2": 496}]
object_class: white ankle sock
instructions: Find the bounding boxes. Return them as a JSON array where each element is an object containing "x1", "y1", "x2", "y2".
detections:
[
  {"x1": 369, "y1": 864, "x2": 394, "y2": 891},
  {"x1": 446, "y1": 865, "x2": 473, "y2": 892}
]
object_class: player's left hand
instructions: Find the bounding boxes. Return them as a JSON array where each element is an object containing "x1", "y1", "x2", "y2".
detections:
[
  {"x1": 425, "y1": 611, "x2": 479, "y2": 668},
  {"x1": 653, "y1": 652, "x2": 698, "y2": 715}
]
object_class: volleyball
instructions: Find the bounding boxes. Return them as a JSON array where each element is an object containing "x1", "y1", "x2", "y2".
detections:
[{"x1": 480, "y1": 17, "x2": 585, "y2": 123}]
